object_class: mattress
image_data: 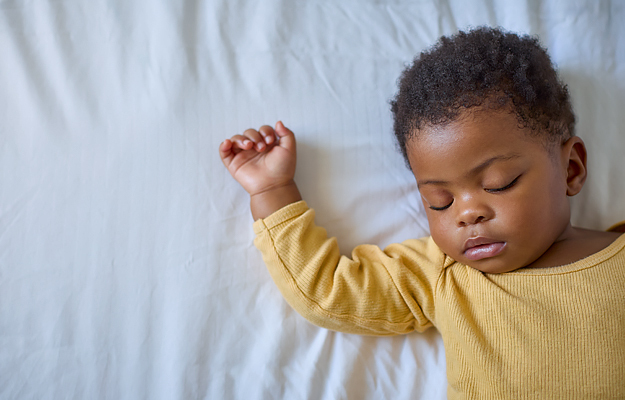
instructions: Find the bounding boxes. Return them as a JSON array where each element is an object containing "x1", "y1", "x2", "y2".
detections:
[{"x1": 1, "y1": 0, "x2": 624, "y2": 398}]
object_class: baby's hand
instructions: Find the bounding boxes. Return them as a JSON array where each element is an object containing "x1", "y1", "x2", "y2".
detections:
[{"x1": 219, "y1": 121, "x2": 297, "y2": 199}]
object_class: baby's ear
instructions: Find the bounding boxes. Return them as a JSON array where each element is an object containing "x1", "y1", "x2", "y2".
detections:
[{"x1": 561, "y1": 136, "x2": 587, "y2": 196}]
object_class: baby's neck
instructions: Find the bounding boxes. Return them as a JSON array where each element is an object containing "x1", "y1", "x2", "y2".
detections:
[{"x1": 525, "y1": 227, "x2": 621, "y2": 269}]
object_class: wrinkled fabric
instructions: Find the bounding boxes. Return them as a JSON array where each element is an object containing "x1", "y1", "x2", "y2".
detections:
[{"x1": 1, "y1": 1, "x2": 623, "y2": 399}]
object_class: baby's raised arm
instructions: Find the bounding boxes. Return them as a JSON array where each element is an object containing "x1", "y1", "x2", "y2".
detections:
[
  {"x1": 219, "y1": 121, "x2": 302, "y2": 219},
  {"x1": 220, "y1": 122, "x2": 440, "y2": 336}
]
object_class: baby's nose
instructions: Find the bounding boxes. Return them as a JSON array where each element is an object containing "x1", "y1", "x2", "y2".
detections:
[{"x1": 456, "y1": 197, "x2": 493, "y2": 226}]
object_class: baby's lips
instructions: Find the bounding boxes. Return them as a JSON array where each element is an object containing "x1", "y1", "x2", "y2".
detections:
[{"x1": 463, "y1": 242, "x2": 506, "y2": 261}]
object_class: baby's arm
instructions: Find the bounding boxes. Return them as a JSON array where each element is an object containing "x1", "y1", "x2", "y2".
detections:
[
  {"x1": 253, "y1": 202, "x2": 442, "y2": 335},
  {"x1": 220, "y1": 123, "x2": 440, "y2": 335},
  {"x1": 219, "y1": 121, "x2": 302, "y2": 219}
]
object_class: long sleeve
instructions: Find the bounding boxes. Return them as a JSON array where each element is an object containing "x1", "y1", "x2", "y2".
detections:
[{"x1": 252, "y1": 201, "x2": 445, "y2": 336}]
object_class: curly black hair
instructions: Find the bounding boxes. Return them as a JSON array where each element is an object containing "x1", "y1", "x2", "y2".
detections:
[{"x1": 390, "y1": 26, "x2": 575, "y2": 168}]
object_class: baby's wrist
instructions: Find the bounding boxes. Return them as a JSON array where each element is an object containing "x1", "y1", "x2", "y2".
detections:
[{"x1": 250, "y1": 181, "x2": 302, "y2": 220}]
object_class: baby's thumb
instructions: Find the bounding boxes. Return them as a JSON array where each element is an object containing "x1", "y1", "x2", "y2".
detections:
[{"x1": 275, "y1": 121, "x2": 296, "y2": 152}]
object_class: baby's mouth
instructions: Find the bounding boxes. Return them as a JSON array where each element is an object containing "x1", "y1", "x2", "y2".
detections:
[{"x1": 463, "y1": 237, "x2": 506, "y2": 261}]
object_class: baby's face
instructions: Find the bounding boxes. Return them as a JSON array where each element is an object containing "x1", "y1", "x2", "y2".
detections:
[{"x1": 407, "y1": 110, "x2": 572, "y2": 273}]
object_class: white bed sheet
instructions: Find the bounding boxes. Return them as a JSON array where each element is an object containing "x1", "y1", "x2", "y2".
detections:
[{"x1": 1, "y1": 0, "x2": 624, "y2": 399}]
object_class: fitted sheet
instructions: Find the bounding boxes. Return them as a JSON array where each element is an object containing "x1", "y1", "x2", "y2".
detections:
[{"x1": 1, "y1": 1, "x2": 624, "y2": 399}]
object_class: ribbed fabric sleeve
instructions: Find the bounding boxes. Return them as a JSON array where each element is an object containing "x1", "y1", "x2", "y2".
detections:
[
  {"x1": 253, "y1": 201, "x2": 444, "y2": 335},
  {"x1": 253, "y1": 203, "x2": 625, "y2": 399}
]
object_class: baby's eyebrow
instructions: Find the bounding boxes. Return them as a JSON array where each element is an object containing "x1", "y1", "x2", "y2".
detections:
[
  {"x1": 417, "y1": 179, "x2": 448, "y2": 187},
  {"x1": 416, "y1": 153, "x2": 521, "y2": 188},
  {"x1": 468, "y1": 153, "x2": 521, "y2": 177}
]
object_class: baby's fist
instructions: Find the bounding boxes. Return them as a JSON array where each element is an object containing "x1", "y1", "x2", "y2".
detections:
[{"x1": 219, "y1": 122, "x2": 297, "y2": 197}]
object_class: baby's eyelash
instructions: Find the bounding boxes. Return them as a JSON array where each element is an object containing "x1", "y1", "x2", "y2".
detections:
[
  {"x1": 428, "y1": 175, "x2": 521, "y2": 210},
  {"x1": 429, "y1": 201, "x2": 453, "y2": 211},
  {"x1": 486, "y1": 175, "x2": 521, "y2": 193}
]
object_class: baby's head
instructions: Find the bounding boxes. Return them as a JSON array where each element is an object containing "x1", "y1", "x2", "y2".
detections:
[
  {"x1": 391, "y1": 26, "x2": 575, "y2": 165},
  {"x1": 391, "y1": 27, "x2": 588, "y2": 272}
]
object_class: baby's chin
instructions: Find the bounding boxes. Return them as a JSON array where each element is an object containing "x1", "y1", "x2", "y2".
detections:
[
  {"x1": 465, "y1": 260, "x2": 525, "y2": 274},
  {"x1": 452, "y1": 251, "x2": 530, "y2": 273}
]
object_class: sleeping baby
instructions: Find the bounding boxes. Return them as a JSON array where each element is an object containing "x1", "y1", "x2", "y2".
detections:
[{"x1": 219, "y1": 27, "x2": 625, "y2": 399}]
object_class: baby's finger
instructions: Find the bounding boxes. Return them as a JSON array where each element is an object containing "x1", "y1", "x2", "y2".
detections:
[
  {"x1": 230, "y1": 134, "x2": 255, "y2": 151},
  {"x1": 219, "y1": 139, "x2": 235, "y2": 167},
  {"x1": 274, "y1": 121, "x2": 296, "y2": 152},
  {"x1": 242, "y1": 129, "x2": 267, "y2": 151},
  {"x1": 258, "y1": 125, "x2": 276, "y2": 146}
]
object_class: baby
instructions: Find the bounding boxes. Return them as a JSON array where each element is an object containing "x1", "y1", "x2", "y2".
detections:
[{"x1": 219, "y1": 27, "x2": 625, "y2": 398}]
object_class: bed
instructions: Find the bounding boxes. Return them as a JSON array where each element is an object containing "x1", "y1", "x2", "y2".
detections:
[{"x1": 1, "y1": 0, "x2": 624, "y2": 398}]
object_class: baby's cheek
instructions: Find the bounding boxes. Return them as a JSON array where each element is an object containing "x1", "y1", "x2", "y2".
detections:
[
  {"x1": 498, "y1": 194, "x2": 535, "y2": 226},
  {"x1": 428, "y1": 221, "x2": 459, "y2": 257}
]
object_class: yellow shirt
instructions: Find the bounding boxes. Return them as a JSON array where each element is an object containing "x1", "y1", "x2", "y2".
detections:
[{"x1": 253, "y1": 201, "x2": 625, "y2": 399}]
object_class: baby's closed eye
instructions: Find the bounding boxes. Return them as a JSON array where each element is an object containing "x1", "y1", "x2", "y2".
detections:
[{"x1": 484, "y1": 175, "x2": 521, "y2": 193}]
